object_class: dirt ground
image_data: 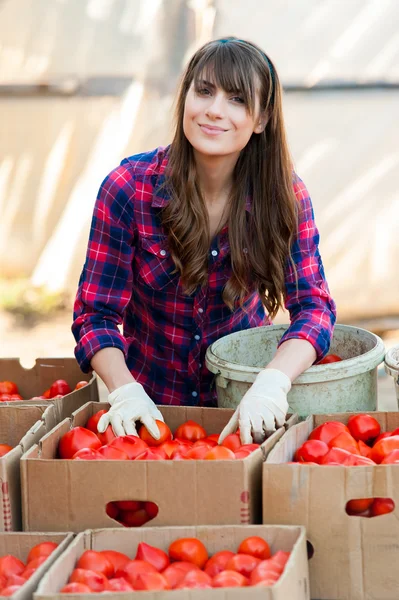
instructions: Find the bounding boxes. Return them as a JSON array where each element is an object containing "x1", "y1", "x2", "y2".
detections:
[{"x1": 0, "y1": 308, "x2": 398, "y2": 409}]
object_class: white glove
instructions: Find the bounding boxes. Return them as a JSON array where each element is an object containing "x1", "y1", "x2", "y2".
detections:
[
  {"x1": 218, "y1": 369, "x2": 291, "y2": 445},
  {"x1": 97, "y1": 382, "x2": 164, "y2": 438}
]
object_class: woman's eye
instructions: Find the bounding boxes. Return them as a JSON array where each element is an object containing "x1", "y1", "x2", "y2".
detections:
[
  {"x1": 197, "y1": 87, "x2": 211, "y2": 96},
  {"x1": 231, "y1": 96, "x2": 244, "y2": 104}
]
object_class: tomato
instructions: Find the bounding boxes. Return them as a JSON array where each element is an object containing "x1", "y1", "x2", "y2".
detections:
[
  {"x1": 226, "y1": 554, "x2": 261, "y2": 577},
  {"x1": 144, "y1": 501, "x2": 159, "y2": 519},
  {"x1": 249, "y1": 559, "x2": 281, "y2": 585},
  {"x1": 238, "y1": 536, "x2": 271, "y2": 560},
  {"x1": 69, "y1": 568, "x2": 109, "y2": 592},
  {"x1": 159, "y1": 440, "x2": 181, "y2": 458},
  {"x1": 58, "y1": 427, "x2": 101, "y2": 459},
  {"x1": 105, "y1": 502, "x2": 119, "y2": 520},
  {"x1": 76, "y1": 550, "x2": 114, "y2": 578},
  {"x1": 22, "y1": 556, "x2": 47, "y2": 574},
  {"x1": 107, "y1": 578, "x2": 133, "y2": 591},
  {"x1": 49, "y1": 379, "x2": 72, "y2": 398},
  {"x1": 150, "y1": 446, "x2": 169, "y2": 459},
  {"x1": 1, "y1": 585, "x2": 23, "y2": 596},
  {"x1": 321, "y1": 447, "x2": 358, "y2": 466},
  {"x1": 135, "y1": 542, "x2": 169, "y2": 572},
  {"x1": 74, "y1": 381, "x2": 88, "y2": 390},
  {"x1": 220, "y1": 434, "x2": 241, "y2": 452},
  {"x1": 97, "y1": 445, "x2": 129, "y2": 460},
  {"x1": 269, "y1": 550, "x2": 290, "y2": 571},
  {"x1": 370, "y1": 435, "x2": 399, "y2": 464},
  {"x1": 60, "y1": 582, "x2": 92, "y2": 593},
  {"x1": 328, "y1": 431, "x2": 360, "y2": 455},
  {"x1": 6, "y1": 575, "x2": 27, "y2": 586},
  {"x1": 346, "y1": 498, "x2": 374, "y2": 515},
  {"x1": 295, "y1": 440, "x2": 329, "y2": 463},
  {"x1": 237, "y1": 443, "x2": 260, "y2": 453},
  {"x1": 114, "y1": 500, "x2": 142, "y2": 511},
  {"x1": 352, "y1": 455, "x2": 376, "y2": 466},
  {"x1": 72, "y1": 448, "x2": 103, "y2": 460},
  {"x1": 134, "y1": 572, "x2": 170, "y2": 591},
  {"x1": 206, "y1": 434, "x2": 220, "y2": 444},
  {"x1": 185, "y1": 445, "x2": 211, "y2": 459},
  {"x1": 108, "y1": 436, "x2": 148, "y2": 459},
  {"x1": 358, "y1": 440, "x2": 372, "y2": 458},
  {"x1": 162, "y1": 562, "x2": 200, "y2": 588},
  {"x1": 0, "y1": 445, "x2": 13, "y2": 457},
  {"x1": 139, "y1": 421, "x2": 172, "y2": 447},
  {"x1": 318, "y1": 354, "x2": 342, "y2": 364},
  {"x1": 235, "y1": 449, "x2": 252, "y2": 459},
  {"x1": 212, "y1": 570, "x2": 248, "y2": 587},
  {"x1": 9, "y1": 394, "x2": 23, "y2": 400},
  {"x1": 168, "y1": 538, "x2": 208, "y2": 569},
  {"x1": 135, "y1": 449, "x2": 164, "y2": 460},
  {"x1": 174, "y1": 420, "x2": 207, "y2": 442},
  {"x1": 118, "y1": 508, "x2": 150, "y2": 527},
  {"x1": 347, "y1": 414, "x2": 380, "y2": 442},
  {"x1": 115, "y1": 560, "x2": 157, "y2": 588},
  {"x1": 373, "y1": 432, "x2": 392, "y2": 445},
  {"x1": 86, "y1": 410, "x2": 115, "y2": 445},
  {"x1": 204, "y1": 446, "x2": 235, "y2": 460},
  {"x1": 0, "y1": 381, "x2": 18, "y2": 395},
  {"x1": 204, "y1": 551, "x2": 235, "y2": 577},
  {"x1": 371, "y1": 498, "x2": 395, "y2": 517},
  {"x1": 175, "y1": 569, "x2": 212, "y2": 589},
  {"x1": 27, "y1": 542, "x2": 58, "y2": 564},
  {"x1": 380, "y1": 450, "x2": 399, "y2": 464},
  {"x1": 171, "y1": 445, "x2": 191, "y2": 460},
  {"x1": 100, "y1": 550, "x2": 130, "y2": 573},
  {"x1": 42, "y1": 389, "x2": 51, "y2": 399},
  {"x1": 309, "y1": 421, "x2": 350, "y2": 445},
  {"x1": 0, "y1": 556, "x2": 25, "y2": 578}
]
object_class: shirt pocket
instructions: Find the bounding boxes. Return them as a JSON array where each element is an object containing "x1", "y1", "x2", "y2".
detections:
[{"x1": 135, "y1": 236, "x2": 179, "y2": 291}]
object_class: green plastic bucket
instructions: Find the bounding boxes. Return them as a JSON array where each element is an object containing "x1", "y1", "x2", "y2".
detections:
[
  {"x1": 384, "y1": 345, "x2": 399, "y2": 408},
  {"x1": 205, "y1": 324, "x2": 385, "y2": 417}
]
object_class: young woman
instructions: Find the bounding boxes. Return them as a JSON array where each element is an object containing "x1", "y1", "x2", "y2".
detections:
[{"x1": 72, "y1": 37, "x2": 336, "y2": 445}]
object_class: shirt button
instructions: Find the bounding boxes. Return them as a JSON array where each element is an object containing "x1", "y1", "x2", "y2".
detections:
[
  {"x1": 194, "y1": 334, "x2": 200, "y2": 341},
  {"x1": 198, "y1": 308, "x2": 204, "y2": 313},
  {"x1": 160, "y1": 249, "x2": 166, "y2": 256},
  {"x1": 192, "y1": 391, "x2": 198, "y2": 398},
  {"x1": 211, "y1": 250, "x2": 218, "y2": 257}
]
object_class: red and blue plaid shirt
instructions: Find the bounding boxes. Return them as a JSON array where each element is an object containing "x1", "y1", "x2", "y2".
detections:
[{"x1": 72, "y1": 145, "x2": 336, "y2": 407}]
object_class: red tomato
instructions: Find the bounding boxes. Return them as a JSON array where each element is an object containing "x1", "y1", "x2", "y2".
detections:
[
  {"x1": 320, "y1": 447, "x2": 358, "y2": 466},
  {"x1": 175, "y1": 569, "x2": 212, "y2": 589},
  {"x1": 134, "y1": 572, "x2": 170, "y2": 591},
  {"x1": 113, "y1": 500, "x2": 142, "y2": 511},
  {"x1": 371, "y1": 498, "x2": 395, "y2": 517},
  {"x1": 174, "y1": 420, "x2": 207, "y2": 442},
  {"x1": 237, "y1": 443, "x2": 260, "y2": 453},
  {"x1": 373, "y1": 432, "x2": 392, "y2": 445},
  {"x1": 0, "y1": 394, "x2": 12, "y2": 402},
  {"x1": 226, "y1": 554, "x2": 261, "y2": 577},
  {"x1": 204, "y1": 551, "x2": 235, "y2": 577},
  {"x1": 6, "y1": 575, "x2": 27, "y2": 586},
  {"x1": 185, "y1": 445, "x2": 211, "y2": 459},
  {"x1": 358, "y1": 440, "x2": 372, "y2": 458},
  {"x1": 220, "y1": 434, "x2": 241, "y2": 452},
  {"x1": 347, "y1": 414, "x2": 380, "y2": 442},
  {"x1": 238, "y1": 536, "x2": 271, "y2": 560},
  {"x1": 58, "y1": 427, "x2": 101, "y2": 459},
  {"x1": 74, "y1": 381, "x2": 88, "y2": 390},
  {"x1": 328, "y1": 431, "x2": 360, "y2": 455},
  {"x1": 9, "y1": 394, "x2": 23, "y2": 400},
  {"x1": 49, "y1": 379, "x2": 72, "y2": 398},
  {"x1": 212, "y1": 570, "x2": 248, "y2": 587},
  {"x1": 352, "y1": 455, "x2": 376, "y2": 466},
  {"x1": 115, "y1": 560, "x2": 157, "y2": 588},
  {"x1": 346, "y1": 498, "x2": 374, "y2": 515},
  {"x1": 168, "y1": 538, "x2": 208, "y2": 569},
  {"x1": 105, "y1": 502, "x2": 119, "y2": 520},
  {"x1": 318, "y1": 354, "x2": 343, "y2": 364},
  {"x1": 107, "y1": 578, "x2": 133, "y2": 591},
  {"x1": 22, "y1": 556, "x2": 47, "y2": 575},
  {"x1": 135, "y1": 542, "x2": 169, "y2": 572},
  {"x1": 234, "y1": 449, "x2": 252, "y2": 459},
  {"x1": 69, "y1": 568, "x2": 109, "y2": 592},
  {"x1": 76, "y1": 550, "x2": 114, "y2": 578},
  {"x1": 144, "y1": 501, "x2": 159, "y2": 519},
  {"x1": 162, "y1": 562, "x2": 200, "y2": 588},
  {"x1": 135, "y1": 449, "x2": 164, "y2": 460},
  {"x1": 371, "y1": 435, "x2": 399, "y2": 464},
  {"x1": 138, "y1": 421, "x2": 172, "y2": 447},
  {"x1": 0, "y1": 445, "x2": 13, "y2": 457},
  {"x1": 270, "y1": 550, "x2": 290, "y2": 571},
  {"x1": 108, "y1": 436, "x2": 148, "y2": 459},
  {"x1": 159, "y1": 440, "x2": 181, "y2": 458},
  {"x1": 309, "y1": 421, "x2": 350, "y2": 445},
  {"x1": 72, "y1": 448, "x2": 103, "y2": 461},
  {"x1": 97, "y1": 445, "x2": 129, "y2": 460},
  {"x1": 119, "y1": 508, "x2": 150, "y2": 527},
  {"x1": 100, "y1": 550, "x2": 130, "y2": 573},
  {"x1": 380, "y1": 449, "x2": 399, "y2": 464},
  {"x1": 295, "y1": 440, "x2": 329, "y2": 463},
  {"x1": 206, "y1": 434, "x2": 220, "y2": 444},
  {"x1": 42, "y1": 388, "x2": 51, "y2": 399},
  {"x1": 249, "y1": 559, "x2": 281, "y2": 585},
  {"x1": 150, "y1": 446, "x2": 169, "y2": 459},
  {"x1": 86, "y1": 410, "x2": 115, "y2": 445},
  {"x1": 0, "y1": 381, "x2": 18, "y2": 395},
  {"x1": 0, "y1": 556, "x2": 25, "y2": 578},
  {"x1": 1, "y1": 585, "x2": 23, "y2": 596},
  {"x1": 170, "y1": 445, "x2": 192, "y2": 459},
  {"x1": 204, "y1": 446, "x2": 235, "y2": 460},
  {"x1": 60, "y1": 583, "x2": 92, "y2": 593}
]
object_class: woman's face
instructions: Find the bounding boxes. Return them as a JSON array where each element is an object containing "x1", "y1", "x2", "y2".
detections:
[{"x1": 183, "y1": 77, "x2": 265, "y2": 160}]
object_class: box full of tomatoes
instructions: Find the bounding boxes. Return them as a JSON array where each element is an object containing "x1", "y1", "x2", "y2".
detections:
[
  {"x1": 0, "y1": 532, "x2": 72, "y2": 600},
  {"x1": 21, "y1": 402, "x2": 298, "y2": 532},
  {"x1": 0, "y1": 358, "x2": 99, "y2": 423},
  {"x1": 34, "y1": 525, "x2": 309, "y2": 599},
  {"x1": 262, "y1": 411, "x2": 399, "y2": 600},
  {"x1": 0, "y1": 403, "x2": 57, "y2": 531}
]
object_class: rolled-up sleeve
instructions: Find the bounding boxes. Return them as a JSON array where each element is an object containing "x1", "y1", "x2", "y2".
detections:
[
  {"x1": 278, "y1": 174, "x2": 337, "y2": 361},
  {"x1": 72, "y1": 164, "x2": 136, "y2": 372}
]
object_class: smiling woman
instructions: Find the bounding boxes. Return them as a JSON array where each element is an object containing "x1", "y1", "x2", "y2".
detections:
[{"x1": 72, "y1": 37, "x2": 336, "y2": 446}]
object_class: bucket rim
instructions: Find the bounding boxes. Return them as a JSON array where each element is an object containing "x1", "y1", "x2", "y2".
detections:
[
  {"x1": 205, "y1": 324, "x2": 385, "y2": 384},
  {"x1": 384, "y1": 345, "x2": 399, "y2": 377}
]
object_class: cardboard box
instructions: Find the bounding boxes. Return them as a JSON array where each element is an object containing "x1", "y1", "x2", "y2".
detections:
[
  {"x1": 34, "y1": 525, "x2": 309, "y2": 599},
  {"x1": 263, "y1": 411, "x2": 399, "y2": 600},
  {"x1": 0, "y1": 358, "x2": 99, "y2": 423},
  {"x1": 22, "y1": 402, "x2": 297, "y2": 532},
  {"x1": 0, "y1": 532, "x2": 73, "y2": 600},
  {"x1": 0, "y1": 404, "x2": 57, "y2": 531}
]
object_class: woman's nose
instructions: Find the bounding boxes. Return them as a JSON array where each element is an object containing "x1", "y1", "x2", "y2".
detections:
[{"x1": 205, "y1": 93, "x2": 226, "y2": 119}]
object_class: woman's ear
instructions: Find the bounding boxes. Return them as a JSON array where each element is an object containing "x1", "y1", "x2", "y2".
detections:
[{"x1": 254, "y1": 111, "x2": 269, "y2": 134}]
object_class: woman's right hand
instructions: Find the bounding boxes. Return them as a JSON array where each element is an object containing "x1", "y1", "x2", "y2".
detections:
[{"x1": 97, "y1": 382, "x2": 164, "y2": 438}]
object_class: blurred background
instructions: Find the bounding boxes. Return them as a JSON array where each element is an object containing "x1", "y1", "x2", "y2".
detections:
[{"x1": 0, "y1": 0, "x2": 398, "y2": 384}]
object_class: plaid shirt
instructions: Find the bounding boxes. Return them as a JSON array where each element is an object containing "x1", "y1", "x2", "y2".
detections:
[{"x1": 72, "y1": 145, "x2": 336, "y2": 407}]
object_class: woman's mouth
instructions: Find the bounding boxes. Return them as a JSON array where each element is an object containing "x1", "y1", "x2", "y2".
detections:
[{"x1": 199, "y1": 124, "x2": 227, "y2": 136}]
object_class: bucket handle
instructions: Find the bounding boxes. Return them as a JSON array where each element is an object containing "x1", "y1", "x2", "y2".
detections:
[{"x1": 210, "y1": 370, "x2": 229, "y2": 391}]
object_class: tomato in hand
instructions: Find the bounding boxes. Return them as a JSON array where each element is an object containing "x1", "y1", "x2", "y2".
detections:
[
  {"x1": 347, "y1": 414, "x2": 380, "y2": 442},
  {"x1": 58, "y1": 427, "x2": 101, "y2": 459},
  {"x1": 295, "y1": 440, "x2": 329, "y2": 463},
  {"x1": 27, "y1": 542, "x2": 58, "y2": 563},
  {"x1": 76, "y1": 550, "x2": 114, "y2": 578},
  {"x1": 318, "y1": 354, "x2": 342, "y2": 364},
  {"x1": 174, "y1": 420, "x2": 207, "y2": 442},
  {"x1": 204, "y1": 551, "x2": 235, "y2": 578},
  {"x1": 238, "y1": 536, "x2": 271, "y2": 560},
  {"x1": 212, "y1": 570, "x2": 248, "y2": 587},
  {"x1": 309, "y1": 421, "x2": 350, "y2": 445},
  {"x1": 138, "y1": 421, "x2": 172, "y2": 447},
  {"x1": 168, "y1": 538, "x2": 208, "y2": 569},
  {"x1": 49, "y1": 379, "x2": 72, "y2": 398},
  {"x1": 135, "y1": 542, "x2": 169, "y2": 572},
  {"x1": 86, "y1": 410, "x2": 115, "y2": 445}
]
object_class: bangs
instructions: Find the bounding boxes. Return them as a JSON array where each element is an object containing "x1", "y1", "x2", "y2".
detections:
[{"x1": 192, "y1": 43, "x2": 259, "y2": 114}]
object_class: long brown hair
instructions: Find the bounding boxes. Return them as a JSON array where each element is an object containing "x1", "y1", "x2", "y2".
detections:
[{"x1": 162, "y1": 37, "x2": 298, "y2": 318}]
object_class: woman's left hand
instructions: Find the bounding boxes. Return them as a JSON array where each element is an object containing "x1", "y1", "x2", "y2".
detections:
[{"x1": 218, "y1": 369, "x2": 291, "y2": 445}]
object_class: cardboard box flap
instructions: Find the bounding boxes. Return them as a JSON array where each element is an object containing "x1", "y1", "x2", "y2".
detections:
[
  {"x1": 266, "y1": 417, "x2": 312, "y2": 464},
  {"x1": 0, "y1": 405, "x2": 53, "y2": 448}
]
